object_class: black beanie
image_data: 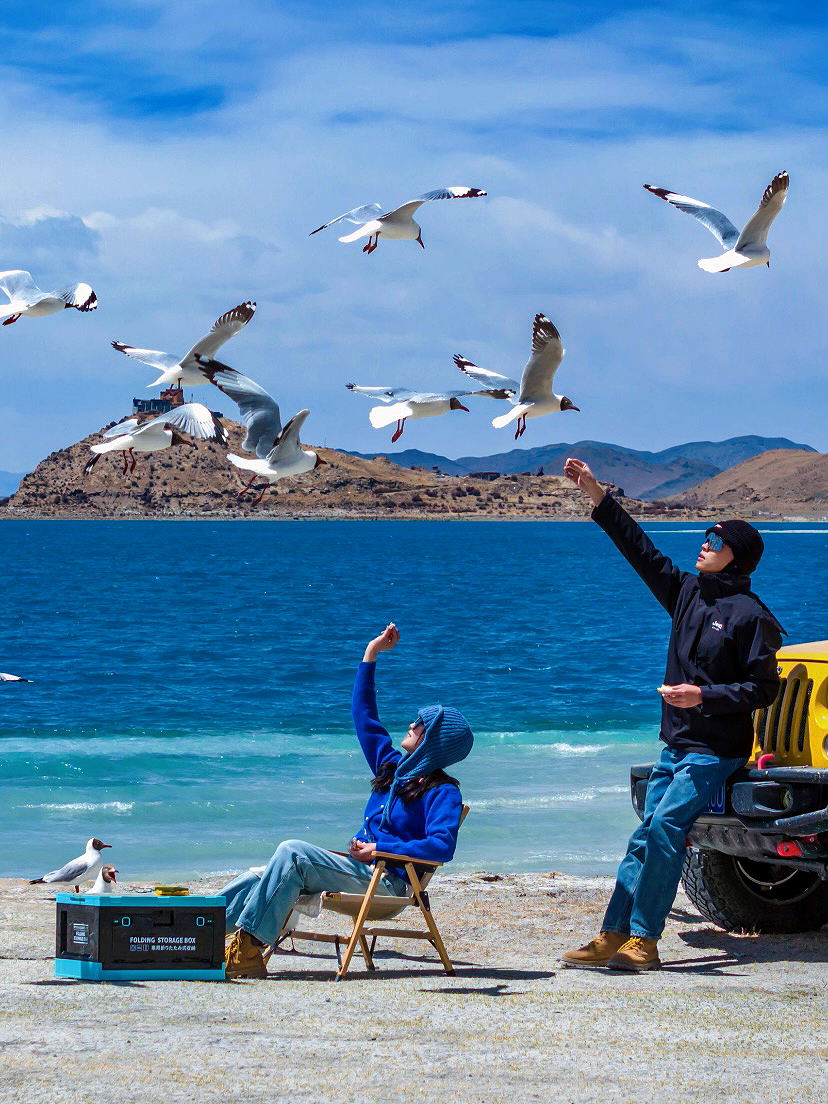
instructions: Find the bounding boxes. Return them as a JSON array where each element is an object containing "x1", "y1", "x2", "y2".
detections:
[{"x1": 706, "y1": 519, "x2": 764, "y2": 576}]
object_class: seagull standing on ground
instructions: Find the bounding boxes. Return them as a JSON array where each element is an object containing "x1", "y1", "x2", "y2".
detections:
[
  {"x1": 84, "y1": 403, "x2": 227, "y2": 475},
  {"x1": 0, "y1": 270, "x2": 97, "y2": 325},
  {"x1": 112, "y1": 301, "x2": 256, "y2": 389},
  {"x1": 454, "y1": 313, "x2": 579, "y2": 439},
  {"x1": 29, "y1": 838, "x2": 112, "y2": 893},
  {"x1": 90, "y1": 865, "x2": 119, "y2": 894},
  {"x1": 310, "y1": 187, "x2": 486, "y2": 253},
  {"x1": 643, "y1": 171, "x2": 789, "y2": 272},
  {"x1": 196, "y1": 356, "x2": 325, "y2": 506},
  {"x1": 345, "y1": 383, "x2": 511, "y2": 443}
]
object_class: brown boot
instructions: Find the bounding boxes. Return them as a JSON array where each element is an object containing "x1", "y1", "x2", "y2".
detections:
[
  {"x1": 225, "y1": 929, "x2": 268, "y2": 979},
  {"x1": 562, "y1": 931, "x2": 630, "y2": 969},
  {"x1": 607, "y1": 936, "x2": 661, "y2": 972}
]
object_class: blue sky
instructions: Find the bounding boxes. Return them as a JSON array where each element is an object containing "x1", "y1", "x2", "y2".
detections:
[{"x1": 1, "y1": 1, "x2": 827, "y2": 471}]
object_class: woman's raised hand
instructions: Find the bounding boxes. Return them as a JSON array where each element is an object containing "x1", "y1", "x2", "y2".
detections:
[
  {"x1": 564, "y1": 457, "x2": 606, "y2": 507},
  {"x1": 363, "y1": 622, "x2": 400, "y2": 663}
]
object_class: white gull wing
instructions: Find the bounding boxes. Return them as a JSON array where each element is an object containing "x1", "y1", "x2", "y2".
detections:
[
  {"x1": 309, "y1": 203, "x2": 385, "y2": 235},
  {"x1": 382, "y1": 187, "x2": 487, "y2": 222},
  {"x1": 735, "y1": 171, "x2": 789, "y2": 250},
  {"x1": 517, "y1": 314, "x2": 565, "y2": 402},
  {"x1": 266, "y1": 408, "x2": 311, "y2": 464},
  {"x1": 58, "y1": 283, "x2": 97, "y2": 311},
  {"x1": 135, "y1": 402, "x2": 227, "y2": 444},
  {"x1": 41, "y1": 856, "x2": 99, "y2": 884},
  {"x1": 345, "y1": 384, "x2": 419, "y2": 403},
  {"x1": 102, "y1": 416, "x2": 142, "y2": 439},
  {"x1": 0, "y1": 672, "x2": 30, "y2": 681},
  {"x1": 111, "y1": 342, "x2": 182, "y2": 372},
  {"x1": 196, "y1": 356, "x2": 282, "y2": 458},
  {"x1": 0, "y1": 270, "x2": 41, "y2": 304},
  {"x1": 643, "y1": 185, "x2": 740, "y2": 248},
  {"x1": 181, "y1": 301, "x2": 256, "y2": 363},
  {"x1": 453, "y1": 355, "x2": 519, "y2": 395}
]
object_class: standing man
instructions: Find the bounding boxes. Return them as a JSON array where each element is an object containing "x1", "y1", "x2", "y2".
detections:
[{"x1": 562, "y1": 458, "x2": 783, "y2": 971}]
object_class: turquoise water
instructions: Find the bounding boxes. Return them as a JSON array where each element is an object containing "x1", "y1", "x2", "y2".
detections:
[{"x1": 1, "y1": 520, "x2": 826, "y2": 880}]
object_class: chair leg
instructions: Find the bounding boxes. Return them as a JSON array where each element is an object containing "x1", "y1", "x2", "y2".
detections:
[
  {"x1": 336, "y1": 862, "x2": 386, "y2": 980},
  {"x1": 407, "y1": 865, "x2": 455, "y2": 975},
  {"x1": 359, "y1": 934, "x2": 375, "y2": 970}
]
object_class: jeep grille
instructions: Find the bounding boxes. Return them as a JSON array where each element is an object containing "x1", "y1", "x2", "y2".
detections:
[{"x1": 753, "y1": 666, "x2": 813, "y2": 760}]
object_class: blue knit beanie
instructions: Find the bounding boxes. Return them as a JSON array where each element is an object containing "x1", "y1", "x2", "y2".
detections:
[{"x1": 378, "y1": 705, "x2": 473, "y2": 830}]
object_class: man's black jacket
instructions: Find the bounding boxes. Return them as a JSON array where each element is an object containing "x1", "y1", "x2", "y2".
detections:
[{"x1": 593, "y1": 495, "x2": 784, "y2": 758}]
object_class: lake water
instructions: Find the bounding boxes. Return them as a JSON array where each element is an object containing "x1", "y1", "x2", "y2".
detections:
[{"x1": 1, "y1": 519, "x2": 826, "y2": 881}]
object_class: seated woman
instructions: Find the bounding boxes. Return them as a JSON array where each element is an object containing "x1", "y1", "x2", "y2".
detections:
[{"x1": 223, "y1": 622, "x2": 474, "y2": 978}]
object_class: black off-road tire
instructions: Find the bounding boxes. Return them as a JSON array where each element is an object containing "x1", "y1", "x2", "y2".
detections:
[{"x1": 682, "y1": 848, "x2": 828, "y2": 933}]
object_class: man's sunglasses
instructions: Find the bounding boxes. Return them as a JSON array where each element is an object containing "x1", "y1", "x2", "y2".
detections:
[{"x1": 704, "y1": 531, "x2": 725, "y2": 552}]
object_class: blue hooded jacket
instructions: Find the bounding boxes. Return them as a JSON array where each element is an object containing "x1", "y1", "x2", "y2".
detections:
[{"x1": 351, "y1": 662, "x2": 472, "y2": 880}]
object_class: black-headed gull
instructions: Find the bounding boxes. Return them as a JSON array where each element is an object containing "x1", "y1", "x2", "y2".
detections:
[
  {"x1": 0, "y1": 672, "x2": 30, "y2": 681},
  {"x1": 196, "y1": 356, "x2": 325, "y2": 506},
  {"x1": 0, "y1": 270, "x2": 97, "y2": 325},
  {"x1": 112, "y1": 301, "x2": 256, "y2": 389},
  {"x1": 90, "y1": 864, "x2": 119, "y2": 894},
  {"x1": 310, "y1": 187, "x2": 486, "y2": 254},
  {"x1": 84, "y1": 402, "x2": 227, "y2": 475},
  {"x1": 29, "y1": 837, "x2": 112, "y2": 893},
  {"x1": 644, "y1": 171, "x2": 789, "y2": 272},
  {"x1": 454, "y1": 313, "x2": 579, "y2": 439},
  {"x1": 345, "y1": 383, "x2": 511, "y2": 443}
]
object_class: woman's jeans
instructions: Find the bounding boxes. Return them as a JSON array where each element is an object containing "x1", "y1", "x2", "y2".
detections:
[
  {"x1": 603, "y1": 746, "x2": 746, "y2": 941},
  {"x1": 222, "y1": 839, "x2": 408, "y2": 946}
]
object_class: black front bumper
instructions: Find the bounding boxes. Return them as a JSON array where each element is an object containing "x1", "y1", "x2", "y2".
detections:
[{"x1": 630, "y1": 762, "x2": 828, "y2": 872}]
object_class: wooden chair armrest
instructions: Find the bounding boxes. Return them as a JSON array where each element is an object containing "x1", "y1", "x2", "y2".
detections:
[{"x1": 372, "y1": 850, "x2": 443, "y2": 868}]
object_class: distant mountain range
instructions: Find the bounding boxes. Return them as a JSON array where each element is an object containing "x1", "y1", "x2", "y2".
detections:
[{"x1": 344, "y1": 436, "x2": 817, "y2": 500}]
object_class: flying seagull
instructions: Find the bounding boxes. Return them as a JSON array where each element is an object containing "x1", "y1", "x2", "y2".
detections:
[
  {"x1": 0, "y1": 270, "x2": 97, "y2": 325},
  {"x1": 310, "y1": 187, "x2": 486, "y2": 253},
  {"x1": 196, "y1": 356, "x2": 325, "y2": 506},
  {"x1": 454, "y1": 313, "x2": 579, "y2": 439},
  {"x1": 0, "y1": 672, "x2": 30, "y2": 682},
  {"x1": 112, "y1": 301, "x2": 256, "y2": 389},
  {"x1": 643, "y1": 171, "x2": 789, "y2": 272},
  {"x1": 346, "y1": 383, "x2": 511, "y2": 443},
  {"x1": 29, "y1": 837, "x2": 112, "y2": 893},
  {"x1": 84, "y1": 402, "x2": 227, "y2": 475}
]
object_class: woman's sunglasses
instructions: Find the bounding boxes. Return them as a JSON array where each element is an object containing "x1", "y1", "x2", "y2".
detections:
[{"x1": 704, "y1": 531, "x2": 725, "y2": 552}]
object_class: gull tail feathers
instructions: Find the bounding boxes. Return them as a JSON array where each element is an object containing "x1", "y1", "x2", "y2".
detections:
[{"x1": 492, "y1": 403, "x2": 531, "y2": 429}]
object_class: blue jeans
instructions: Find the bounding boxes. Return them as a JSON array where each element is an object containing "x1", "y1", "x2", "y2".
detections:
[
  {"x1": 603, "y1": 746, "x2": 746, "y2": 941},
  {"x1": 222, "y1": 839, "x2": 408, "y2": 946}
]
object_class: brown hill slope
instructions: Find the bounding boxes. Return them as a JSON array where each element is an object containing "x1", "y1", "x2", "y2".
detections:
[
  {"x1": 0, "y1": 418, "x2": 695, "y2": 520},
  {"x1": 667, "y1": 449, "x2": 828, "y2": 516}
]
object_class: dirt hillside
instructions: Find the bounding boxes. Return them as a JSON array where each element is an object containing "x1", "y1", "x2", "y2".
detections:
[{"x1": 667, "y1": 449, "x2": 828, "y2": 517}]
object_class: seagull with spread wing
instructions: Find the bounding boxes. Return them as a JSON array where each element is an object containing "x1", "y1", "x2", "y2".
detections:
[
  {"x1": 112, "y1": 301, "x2": 256, "y2": 389},
  {"x1": 0, "y1": 270, "x2": 97, "y2": 325},
  {"x1": 346, "y1": 383, "x2": 511, "y2": 443},
  {"x1": 454, "y1": 313, "x2": 579, "y2": 439},
  {"x1": 196, "y1": 356, "x2": 325, "y2": 506},
  {"x1": 643, "y1": 171, "x2": 789, "y2": 272},
  {"x1": 84, "y1": 403, "x2": 227, "y2": 475},
  {"x1": 310, "y1": 186, "x2": 486, "y2": 254}
]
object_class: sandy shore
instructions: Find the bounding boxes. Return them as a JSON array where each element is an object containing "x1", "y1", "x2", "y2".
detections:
[{"x1": 1, "y1": 872, "x2": 826, "y2": 1104}]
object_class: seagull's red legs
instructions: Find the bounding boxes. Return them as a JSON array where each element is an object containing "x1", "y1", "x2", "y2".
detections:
[{"x1": 391, "y1": 418, "x2": 406, "y2": 443}]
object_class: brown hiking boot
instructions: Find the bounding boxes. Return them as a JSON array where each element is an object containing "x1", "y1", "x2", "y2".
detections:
[
  {"x1": 607, "y1": 936, "x2": 661, "y2": 972},
  {"x1": 225, "y1": 929, "x2": 268, "y2": 979},
  {"x1": 562, "y1": 931, "x2": 630, "y2": 969}
]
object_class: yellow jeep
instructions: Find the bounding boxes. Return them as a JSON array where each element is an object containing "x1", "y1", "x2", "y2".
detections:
[{"x1": 631, "y1": 639, "x2": 828, "y2": 932}]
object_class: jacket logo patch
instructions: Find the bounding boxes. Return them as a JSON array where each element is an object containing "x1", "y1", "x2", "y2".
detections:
[{"x1": 711, "y1": 620, "x2": 724, "y2": 632}]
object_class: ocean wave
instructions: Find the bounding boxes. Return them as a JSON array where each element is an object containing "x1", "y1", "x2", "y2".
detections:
[
  {"x1": 18, "y1": 800, "x2": 135, "y2": 813},
  {"x1": 474, "y1": 786, "x2": 627, "y2": 809},
  {"x1": 518, "y1": 742, "x2": 610, "y2": 756}
]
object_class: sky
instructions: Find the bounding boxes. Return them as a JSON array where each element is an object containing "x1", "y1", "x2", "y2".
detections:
[{"x1": 1, "y1": 0, "x2": 827, "y2": 472}]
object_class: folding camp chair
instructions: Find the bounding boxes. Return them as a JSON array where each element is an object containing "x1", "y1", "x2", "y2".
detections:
[{"x1": 266, "y1": 805, "x2": 469, "y2": 980}]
